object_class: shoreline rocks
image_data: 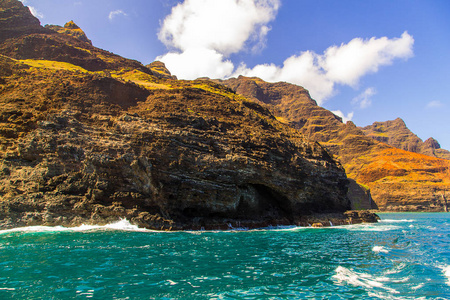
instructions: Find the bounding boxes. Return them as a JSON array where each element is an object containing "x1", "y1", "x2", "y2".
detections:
[{"x1": 0, "y1": 209, "x2": 380, "y2": 231}]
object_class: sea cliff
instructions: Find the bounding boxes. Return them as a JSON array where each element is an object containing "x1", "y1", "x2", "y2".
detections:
[{"x1": 0, "y1": 0, "x2": 379, "y2": 230}]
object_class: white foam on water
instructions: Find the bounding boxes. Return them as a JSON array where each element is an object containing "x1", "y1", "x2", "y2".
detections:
[
  {"x1": 0, "y1": 225, "x2": 71, "y2": 234},
  {"x1": 443, "y1": 265, "x2": 450, "y2": 286},
  {"x1": 333, "y1": 266, "x2": 399, "y2": 294},
  {"x1": 185, "y1": 225, "x2": 304, "y2": 234},
  {"x1": 379, "y1": 219, "x2": 415, "y2": 223},
  {"x1": 372, "y1": 246, "x2": 390, "y2": 253},
  {"x1": 166, "y1": 280, "x2": 177, "y2": 286},
  {"x1": 0, "y1": 288, "x2": 16, "y2": 291},
  {"x1": 412, "y1": 283, "x2": 425, "y2": 290},
  {"x1": 263, "y1": 225, "x2": 303, "y2": 232},
  {"x1": 0, "y1": 218, "x2": 152, "y2": 234},
  {"x1": 338, "y1": 224, "x2": 401, "y2": 232}
]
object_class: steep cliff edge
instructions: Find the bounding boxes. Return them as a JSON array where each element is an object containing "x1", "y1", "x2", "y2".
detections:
[
  {"x1": 361, "y1": 118, "x2": 450, "y2": 160},
  {"x1": 0, "y1": 0, "x2": 366, "y2": 229},
  {"x1": 216, "y1": 76, "x2": 450, "y2": 212}
]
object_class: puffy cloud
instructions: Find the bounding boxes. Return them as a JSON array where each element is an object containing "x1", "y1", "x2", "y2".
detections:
[
  {"x1": 352, "y1": 87, "x2": 376, "y2": 109},
  {"x1": 108, "y1": 9, "x2": 127, "y2": 21},
  {"x1": 332, "y1": 110, "x2": 354, "y2": 124},
  {"x1": 158, "y1": 0, "x2": 280, "y2": 55},
  {"x1": 426, "y1": 100, "x2": 444, "y2": 108},
  {"x1": 237, "y1": 32, "x2": 414, "y2": 104},
  {"x1": 157, "y1": 0, "x2": 279, "y2": 78},
  {"x1": 321, "y1": 32, "x2": 414, "y2": 86}
]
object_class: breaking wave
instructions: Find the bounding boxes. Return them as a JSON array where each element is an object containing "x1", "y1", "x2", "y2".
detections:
[
  {"x1": 379, "y1": 219, "x2": 415, "y2": 223},
  {"x1": 0, "y1": 218, "x2": 151, "y2": 235},
  {"x1": 333, "y1": 266, "x2": 399, "y2": 294}
]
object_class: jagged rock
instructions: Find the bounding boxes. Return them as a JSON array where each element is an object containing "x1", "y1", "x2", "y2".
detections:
[
  {"x1": 147, "y1": 61, "x2": 176, "y2": 79},
  {"x1": 344, "y1": 211, "x2": 380, "y2": 224},
  {"x1": 423, "y1": 137, "x2": 440, "y2": 150},
  {"x1": 45, "y1": 21, "x2": 92, "y2": 45}
]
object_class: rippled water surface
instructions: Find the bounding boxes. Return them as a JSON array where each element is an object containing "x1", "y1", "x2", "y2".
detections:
[{"x1": 0, "y1": 213, "x2": 449, "y2": 299}]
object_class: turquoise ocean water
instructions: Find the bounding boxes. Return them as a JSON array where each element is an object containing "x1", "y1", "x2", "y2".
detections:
[{"x1": 0, "y1": 213, "x2": 449, "y2": 299}]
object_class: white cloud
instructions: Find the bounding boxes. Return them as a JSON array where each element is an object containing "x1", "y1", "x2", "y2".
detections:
[
  {"x1": 28, "y1": 6, "x2": 44, "y2": 19},
  {"x1": 157, "y1": 0, "x2": 279, "y2": 78},
  {"x1": 237, "y1": 32, "x2": 413, "y2": 104},
  {"x1": 108, "y1": 9, "x2": 127, "y2": 21},
  {"x1": 321, "y1": 32, "x2": 414, "y2": 86},
  {"x1": 332, "y1": 110, "x2": 354, "y2": 124},
  {"x1": 158, "y1": 0, "x2": 280, "y2": 55},
  {"x1": 352, "y1": 87, "x2": 376, "y2": 109},
  {"x1": 426, "y1": 100, "x2": 444, "y2": 108},
  {"x1": 157, "y1": 48, "x2": 234, "y2": 79}
]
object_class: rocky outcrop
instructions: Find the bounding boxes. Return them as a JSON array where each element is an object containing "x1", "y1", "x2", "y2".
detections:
[
  {"x1": 216, "y1": 76, "x2": 450, "y2": 212},
  {"x1": 361, "y1": 118, "x2": 450, "y2": 160},
  {"x1": 146, "y1": 61, "x2": 176, "y2": 80},
  {"x1": 45, "y1": 21, "x2": 92, "y2": 45}
]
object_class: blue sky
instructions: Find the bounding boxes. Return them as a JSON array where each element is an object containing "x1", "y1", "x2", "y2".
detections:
[{"x1": 21, "y1": 0, "x2": 450, "y2": 150}]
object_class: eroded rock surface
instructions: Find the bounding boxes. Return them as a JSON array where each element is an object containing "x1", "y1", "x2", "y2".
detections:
[{"x1": 0, "y1": 58, "x2": 355, "y2": 230}]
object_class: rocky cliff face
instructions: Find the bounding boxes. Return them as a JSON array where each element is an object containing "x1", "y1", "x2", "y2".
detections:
[
  {"x1": 361, "y1": 118, "x2": 450, "y2": 160},
  {"x1": 0, "y1": 56, "x2": 352, "y2": 229},
  {"x1": 0, "y1": 0, "x2": 150, "y2": 73},
  {"x1": 0, "y1": 0, "x2": 362, "y2": 229},
  {"x1": 216, "y1": 76, "x2": 450, "y2": 212}
]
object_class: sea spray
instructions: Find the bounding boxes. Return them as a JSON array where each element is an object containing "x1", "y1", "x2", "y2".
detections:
[{"x1": 444, "y1": 265, "x2": 450, "y2": 286}]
